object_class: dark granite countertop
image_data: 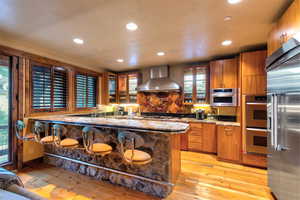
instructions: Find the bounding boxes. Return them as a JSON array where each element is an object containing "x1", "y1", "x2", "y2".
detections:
[{"x1": 29, "y1": 116, "x2": 190, "y2": 134}]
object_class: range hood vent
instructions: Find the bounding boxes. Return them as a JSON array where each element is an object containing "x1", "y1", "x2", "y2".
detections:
[{"x1": 137, "y1": 66, "x2": 181, "y2": 92}]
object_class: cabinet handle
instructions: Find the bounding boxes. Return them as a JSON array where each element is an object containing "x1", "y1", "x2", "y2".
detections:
[
  {"x1": 225, "y1": 130, "x2": 233, "y2": 136},
  {"x1": 224, "y1": 128, "x2": 232, "y2": 131}
]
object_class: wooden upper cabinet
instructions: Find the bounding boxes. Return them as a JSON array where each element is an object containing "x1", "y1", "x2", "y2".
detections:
[
  {"x1": 223, "y1": 58, "x2": 238, "y2": 88},
  {"x1": 210, "y1": 58, "x2": 238, "y2": 89},
  {"x1": 210, "y1": 60, "x2": 223, "y2": 89},
  {"x1": 267, "y1": 0, "x2": 300, "y2": 56},
  {"x1": 117, "y1": 72, "x2": 138, "y2": 104},
  {"x1": 241, "y1": 50, "x2": 267, "y2": 95},
  {"x1": 108, "y1": 73, "x2": 117, "y2": 104},
  {"x1": 217, "y1": 125, "x2": 241, "y2": 162},
  {"x1": 183, "y1": 65, "x2": 209, "y2": 104},
  {"x1": 118, "y1": 74, "x2": 128, "y2": 103}
]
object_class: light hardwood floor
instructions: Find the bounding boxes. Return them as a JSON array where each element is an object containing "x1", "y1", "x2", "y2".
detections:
[{"x1": 17, "y1": 151, "x2": 273, "y2": 200}]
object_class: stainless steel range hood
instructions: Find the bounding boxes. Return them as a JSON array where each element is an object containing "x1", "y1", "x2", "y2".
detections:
[{"x1": 137, "y1": 66, "x2": 181, "y2": 92}]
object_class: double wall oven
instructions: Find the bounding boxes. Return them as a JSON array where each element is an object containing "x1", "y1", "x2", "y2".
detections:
[{"x1": 245, "y1": 95, "x2": 268, "y2": 155}]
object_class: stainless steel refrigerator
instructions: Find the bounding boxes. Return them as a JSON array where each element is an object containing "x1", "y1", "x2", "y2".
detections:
[{"x1": 266, "y1": 37, "x2": 300, "y2": 200}]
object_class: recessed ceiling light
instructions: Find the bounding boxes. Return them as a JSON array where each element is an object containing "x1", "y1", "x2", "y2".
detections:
[
  {"x1": 224, "y1": 16, "x2": 232, "y2": 21},
  {"x1": 157, "y1": 52, "x2": 165, "y2": 56},
  {"x1": 228, "y1": 0, "x2": 242, "y2": 4},
  {"x1": 222, "y1": 40, "x2": 232, "y2": 46},
  {"x1": 117, "y1": 59, "x2": 124, "y2": 63},
  {"x1": 126, "y1": 22, "x2": 138, "y2": 31},
  {"x1": 73, "y1": 38, "x2": 84, "y2": 44}
]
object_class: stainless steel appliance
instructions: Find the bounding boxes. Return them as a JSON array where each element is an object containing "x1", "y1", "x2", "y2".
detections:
[
  {"x1": 211, "y1": 88, "x2": 237, "y2": 106},
  {"x1": 246, "y1": 128, "x2": 268, "y2": 155},
  {"x1": 137, "y1": 65, "x2": 181, "y2": 92},
  {"x1": 245, "y1": 95, "x2": 267, "y2": 155},
  {"x1": 266, "y1": 37, "x2": 300, "y2": 200},
  {"x1": 246, "y1": 95, "x2": 267, "y2": 128}
]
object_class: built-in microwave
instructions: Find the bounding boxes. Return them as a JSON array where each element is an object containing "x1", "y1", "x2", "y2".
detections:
[
  {"x1": 246, "y1": 95, "x2": 267, "y2": 129},
  {"x1": 211, "y1": 88, "x2": 237, "y2": 107}
]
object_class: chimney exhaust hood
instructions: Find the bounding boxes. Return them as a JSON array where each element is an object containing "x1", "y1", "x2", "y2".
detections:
[{"x1": 137, "y1": 65, "x2": 181, "y2": 92}]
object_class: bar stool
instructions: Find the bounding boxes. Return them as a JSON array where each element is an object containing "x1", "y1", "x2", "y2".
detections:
[
  {"x1": 15, "y1": 120, "x2": 36, "y2": 141},
  {"x1": 52, "y1": 124, "x2": 79, "y2": 148},
  {"x1": 82, "y1": 126, "x2": 112, "y2": 156},
  {"x1": 118, "y1": 131, "x2": 152, "y2": 165}
]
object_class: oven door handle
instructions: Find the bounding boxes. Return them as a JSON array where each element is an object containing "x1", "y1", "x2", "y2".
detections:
[
  {"x1": 246, "y1": 128, "x2": 267, "y2": 132},
  {"x1": 212, "y1": 93, "x2": 233, "y2": 97}
]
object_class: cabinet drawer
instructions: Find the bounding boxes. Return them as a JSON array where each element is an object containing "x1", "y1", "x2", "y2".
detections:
[
  {"x1": 190, "y1": 123, "x2": 203, "y2": 129},
  {"x1": 188, "y1": 136, "x2": 202, "y2": 143},
  {"x1": 189, "y1": 142, "x2": 202, "y2": 151},
  {"x1": 189, "y1": 130, "x2": 202, "y2": 136}
]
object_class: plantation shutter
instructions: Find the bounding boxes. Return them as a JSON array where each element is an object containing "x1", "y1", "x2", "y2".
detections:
[
  {"x1": 32, "y1": 66, "x2": 52, "y2": 110},
  {"x1": 31, "y1": 64, "x2": 68, "y2": 111},
  {"x1": 53, "y1": 68, "x2": 68, "y2": 109},
  {"x1": 75, "y1": 73, "x2": 97, "y2": 108},
  {"x1": 87, "y1": 76, "x2": 97, "y2": 108}
]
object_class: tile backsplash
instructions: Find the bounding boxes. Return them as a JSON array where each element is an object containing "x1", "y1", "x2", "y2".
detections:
[{"x1": 137, "y1": 92, "x2": 185, "y2": 113}]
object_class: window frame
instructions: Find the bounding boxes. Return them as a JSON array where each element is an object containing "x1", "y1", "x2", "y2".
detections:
[
  {"x1": 183, "y1": 65, "x2": 209, "y2": 104},
  {"x1": 29, "y1": 61, "x2": 68, "y2": 113},
  {"x1": 74, "y1": 72, "x2": 99, "y2": 110}
]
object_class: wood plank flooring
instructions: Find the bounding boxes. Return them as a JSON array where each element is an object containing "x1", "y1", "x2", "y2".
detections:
[{"x1": 17, "y1": 151, "x2": 273, "y2": 200}]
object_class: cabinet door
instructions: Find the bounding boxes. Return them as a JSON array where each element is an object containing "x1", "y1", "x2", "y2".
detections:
[
  {"x1": 128, "y1": 74, "x2": 138, "y2": 103},
  {"x1": 277, "y1": 0, "x2": 300, "y2": 44},
  {"x1": 183, "y1": 68, "x2": 194, "y2": 103},
  {"x1": 188, "y1": 123, "x2": 203, "y2": 152},
  {"x1": 202, "y1": 123, "x2": 217, "y2": 153},
  {"x1": 180, "y1": 131, "x2": 189, "y2": 151},
  {"x1": 210, "y1": 60, "x2": 223, "y2": 89},
  {"x1": 217, "y1": 125, "x2": 241, "y2": 162},
  {"x1": 267, "y1": 0, "x2": 300, "y2": 56},
  {"x1": 108, "y1": 74, "x2": 117, "y2": 103},
  {"x1": 118, "y1": 74, "x2": 128, "y2": 103},
  {"x1": 241, "y1": 50, "x2": 267, "y2": 95},
  {"x1": 222, "y1": 58, "x2": 238, "y2": 88},
  {"x1": 267, "y1": 25, "x2": 280, "y2": 56}
]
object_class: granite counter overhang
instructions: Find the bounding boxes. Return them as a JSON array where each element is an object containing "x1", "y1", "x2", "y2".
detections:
[{"x1": 28, "y1": 116, "x2": 190, "y2": 134}]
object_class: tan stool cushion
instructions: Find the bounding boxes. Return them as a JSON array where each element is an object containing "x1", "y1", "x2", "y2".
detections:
[
  {"x1": 90, "y1": 143, "x2": 112, "y2": 153},
  {"x1": 60, "y1": 138, "x2": 79, "y2": 147},
  {"x1": 40, "y1": 136, "x2": 59, "y2": 144},
  {"x1": 124, "y1": 149, "x2": 152, "y2": 163}
]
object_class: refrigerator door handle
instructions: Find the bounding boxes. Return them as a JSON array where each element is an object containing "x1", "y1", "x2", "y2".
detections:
[
  {"x1": 273, "y1": 94, "x2": 278, "y2": 151},
  {"x1": 268, "y1": 94, "x2": 275, "y2": 149}
]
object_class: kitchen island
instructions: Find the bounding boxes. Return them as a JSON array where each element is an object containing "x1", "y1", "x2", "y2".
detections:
[{"x1": 27, "y1": 116, "x2": 189, "y2": 198}]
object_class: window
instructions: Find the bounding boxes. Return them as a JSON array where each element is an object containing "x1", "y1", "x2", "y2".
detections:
[
  {"x1": 31, "y1": 62, "x2": 68, "y2": 112},
  {"x1": 183, "y1": 65, "x2": 208, "y2": 103},
  {"x1": 75, "y1": 73, "x2": 97, "y2": 108}
]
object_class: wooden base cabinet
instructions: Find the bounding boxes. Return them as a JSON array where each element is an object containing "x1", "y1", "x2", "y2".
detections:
[
  {"x1": 180, "y1": 131, "x2": 189, "y2": 151},
  {"x1": 187, "y1": 123, "x2": 217, "y2": 153},
  {"x1": 217, "y1": 125, "x2": 241, "y2": 162}
]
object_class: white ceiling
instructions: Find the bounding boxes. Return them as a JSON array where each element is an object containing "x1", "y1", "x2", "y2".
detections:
[{"x1": 0, "y1": 0, "x2": 292, "y2": 72}]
